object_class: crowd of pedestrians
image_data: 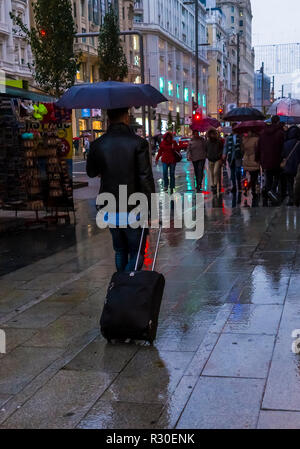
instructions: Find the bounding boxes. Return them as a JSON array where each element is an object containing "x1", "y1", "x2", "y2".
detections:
[{"x1": 155, "y1": 115, "x2": 300, "y2": 207}]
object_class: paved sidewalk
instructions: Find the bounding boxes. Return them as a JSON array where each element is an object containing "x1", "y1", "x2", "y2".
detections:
[{"x1": 0, "y1": 160, "x2": 300, "y2": 428}]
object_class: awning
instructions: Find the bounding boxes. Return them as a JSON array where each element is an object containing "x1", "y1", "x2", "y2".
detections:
[{"x1": 0, "y1": 86, "x2": 56, "y2": 103}]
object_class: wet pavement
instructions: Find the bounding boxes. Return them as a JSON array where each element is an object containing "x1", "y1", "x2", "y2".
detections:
[{"x1": 1, "y1": 156, "x2": 300, "y2": 428}]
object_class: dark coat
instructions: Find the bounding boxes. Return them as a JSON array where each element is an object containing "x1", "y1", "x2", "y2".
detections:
[
  {"x1": 206, "y1": 139, "x2": 223, "y2": 162},
  {"x1": 86, "y1": 123, "x2": 155, "y2": 211},
  {"x1": 282, "y1": 126, "x2": 300, "y2": 176},
  {"x1": 256, "y1": 123, "x2": 284, "y2": 170}
]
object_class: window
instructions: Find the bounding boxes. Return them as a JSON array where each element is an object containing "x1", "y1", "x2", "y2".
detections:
[
  {"x1": 231, "y1": 16, "x2": 234, "y2": 23},
  {"x1": 184, "y1": 87, "x2": 189, "y2": 102},
  {"x1": 168, "y1": 81, "x2": 173, "y2": 97},
  {"x1": 231, "y1": 6, "x2": 234, "y2": 12},
  {"x1": 93, "y1": 0, "x2": 100, "y2": 25},
  {"x1": 176, "y1": 84, "x2": 180, "y2": 99},
  {"x1": 81, "y1": 0, "x2": 85, "y2": 17},
  {"x1": 159, "y1": 77, "x2": 164, "y2": 94},
  {"x1": 239, "y1": 20, "x2": 243, "y2": 27},
  {"x1": 73, "y1": 2, "x2": 77, "y2": 17},
  {"x1": 82, "y1": 28, "x2": 86, "y2": 43}
]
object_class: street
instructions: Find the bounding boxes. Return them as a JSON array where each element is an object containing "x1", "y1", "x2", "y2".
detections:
[{"x1": 0, "y1": 157, "x2": 300, "y2": 429}]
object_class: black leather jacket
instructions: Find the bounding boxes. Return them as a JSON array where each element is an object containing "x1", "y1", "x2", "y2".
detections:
[{"x1": 86, "y1": 123, "x2": 155, "y2": 211}]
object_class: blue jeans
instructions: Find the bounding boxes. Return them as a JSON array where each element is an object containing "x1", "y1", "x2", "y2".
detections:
[
  {"x1": 110, "y1": 228, "x2": 147, "y2": 272},
  {"x1": 230, "y1": 161, "x2": 242, "y2": 190},
  {"x1": 162, "y1": 163, "x2": 176, "y2": 190}
]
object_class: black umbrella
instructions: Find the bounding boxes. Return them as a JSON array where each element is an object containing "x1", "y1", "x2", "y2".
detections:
[
  {"x1": 56, "y1": 81, "x2": 168, "y2": 109},
  {"x1": 223, "y1": 107, "x2": 265, "y2": 122}
]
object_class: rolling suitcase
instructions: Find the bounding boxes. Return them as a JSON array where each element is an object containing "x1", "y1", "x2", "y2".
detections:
[{"x1": 100, "y1": 226, "x2": 165, "y2": 344}]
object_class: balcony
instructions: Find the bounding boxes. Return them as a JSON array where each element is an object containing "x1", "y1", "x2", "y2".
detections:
[
  {"x1": 0, "y1": 22, "x2": 10, "y2": 36},
  {"x1": 134, "y1": 0, "x2": 143, "y2": 12}
]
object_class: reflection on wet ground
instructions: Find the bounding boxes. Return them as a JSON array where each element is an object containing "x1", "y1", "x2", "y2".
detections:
[{"x1": 1, "y1": 157, "x2": 300, "y2": 428}]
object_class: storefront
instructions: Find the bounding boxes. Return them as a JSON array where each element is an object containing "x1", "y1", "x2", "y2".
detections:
[{"x1": 0, "y1": 83, "x2": 75, "y2": 227}]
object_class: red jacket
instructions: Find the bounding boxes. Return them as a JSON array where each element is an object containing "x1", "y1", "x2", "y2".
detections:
[{"x1": 156, "y1": 133, "x2": 179, "y2": 164}]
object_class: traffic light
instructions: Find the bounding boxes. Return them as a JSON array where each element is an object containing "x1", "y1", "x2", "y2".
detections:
[
  {"x1": 151, "y1": 108, "x2": 156, "y2": 120},
  {"x1": 218, "y1": 107, "x2": 224, "y2": 119},
  {"x1": 40, "y1": 28, "x2": 47, "y2": 37},
  {"x1": 192, "y1": 96, "x2": 198, "y2": 116}
]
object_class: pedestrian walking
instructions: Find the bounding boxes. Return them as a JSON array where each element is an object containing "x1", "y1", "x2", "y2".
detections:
[
  {"x1": 242, "y1": 131, "x2": 260, "y2": 206},
  {"x1": 206, "y1": 128, "x2": 223, "y2": 194},
  {"x1": 86, "y1": 108, "x2": 155, "y2": 272},
  {"x1": 256, "y1": 115, "x2": 285, "y2": 205},
  {"x1": 187, "y1": 130, "x2": 207, "y2": 192},
  {"x1": 155, "y1": 131, "x2": 180, "y2": 193},
  {"x1": 281, "y1": 125, "x2": 300, "y2": 206},
  {"x1": 223, "y1": 124, "x2": 243, "y2": 193},
  {"x1": 83, "y1": 137, "x2": 90, "y2": 160}
]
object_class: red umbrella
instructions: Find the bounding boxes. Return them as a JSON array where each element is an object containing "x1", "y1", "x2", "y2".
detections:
[
  {"x1": 190, "y1": 117, "x2": 220, "y2": 132},
  {"x1": 233, "y1": 120, "x2": 266, "y2": 134}
]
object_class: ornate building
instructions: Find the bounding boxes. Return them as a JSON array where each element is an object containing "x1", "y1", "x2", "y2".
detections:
[
  {"x1": 216, "y1": 0, "x2": 255, "y2": 107},
  {"x1": 133, "y1": 0, "x2": 209, "y2": 134},
  {"x1": 0, "y1": 0, "x2": 32, "y2": 82}
]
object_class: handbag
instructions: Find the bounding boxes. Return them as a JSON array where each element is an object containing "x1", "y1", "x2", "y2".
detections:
[
  {"x1": 173, "y1": 143, "x2": 182, "y2": 163},
  {"x1": 280, "y1": 142, "x2": 300, "y2": 169}
]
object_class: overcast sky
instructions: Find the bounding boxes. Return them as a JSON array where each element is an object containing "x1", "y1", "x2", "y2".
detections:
[{"x1": 251, "y1": 0, "x2": 300, "y2": 46}]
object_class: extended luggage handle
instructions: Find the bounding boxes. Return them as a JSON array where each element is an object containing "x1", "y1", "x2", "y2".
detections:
[{"x1": 134, "y1": 224, "x2": 162, "y2": 272}]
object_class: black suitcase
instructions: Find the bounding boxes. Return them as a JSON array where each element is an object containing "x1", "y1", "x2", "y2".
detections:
[{"x1": 100, "y1": 227, "x2": 165, "y2": 344}]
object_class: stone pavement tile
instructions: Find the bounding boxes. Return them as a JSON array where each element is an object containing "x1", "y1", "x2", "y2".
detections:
[
  {"x1": 0, "y1": 347, "x2": 63, "y2": 395},
  {"x1": 155, "y1": 323, "x2": 209, "y2": 352},
  {"x1": 249, "y1": 267, "x2": 290, "y2": 287},
  {"x1": 22, "y1": 314, "x2": 98, "y2": 348},
  {"x1": 203, "y1": 333, "x2": 275, "y2": 378},
  {"x1": 194, "y1": 272, "x2": 241, "y2": 292},
  {"x1": 204, "y1": 258, "x2": 255, "y2": 274},
  {"x1": 155, "y1": 375, "x2": 198, "y2": 429},
  {"x1": 0, "y1": 370, "x2": 116, "y2": 429},
  {"x1": 100, "y1": 349, "x2": 194, "y2": 404},
  {"x1": 176, "y1": 377, "x2": 265, "y2": 429},
  {"x1": 47, "y1": 284, "x2": 98, "y2": 304},
  {"x1": 0, "y1": 395, "x2": 11, "y2": 409},
  {"x1": 0, "y1": 279, "x2": 28, "y2": 290},
  {"x1": 223, "y1": 304, "x2": 282, "y2": 335},
  {"x1": 0, "y1": 328, "x2": 37, "y2": 354},
  {"x1": 219, "y1": 246, "x2": 257, "y2": 258},
  {"x1": 238, "y1": 283, "x2": 288, "y2": 305},
  {"x1": 19, "y1": 273, "x2": 75, "y2": 291},
  {"x1": 77, "y1": 401, "x2": 163, "y2": 429},
  {"x1": 65, "y1": 290, "x2": 106, "y2": 317},
  {"x1": 2, "y1": 300, "x2": 78, "y2": 329},
  {"x1": 64, "y1": 337, "x2": 138, "y2": 373},
  {"x1": 178, "y1": 255, "x2": 216, "y2": 268},
  {"x1": 257, "y1": 411, "x2": 300, "y2": 429},
  {"x1": 164, "y1": 266, "x2": 206, "y2": 282},
  {"x1": 0, "y1": 289, "x2": 43, "y2": 314},
  {"x1": 185, "y1": 304, "x2": 234, "y2": 377},
  {"x1": 262, "y1": 303, "x2": 300, "y2": 411}
]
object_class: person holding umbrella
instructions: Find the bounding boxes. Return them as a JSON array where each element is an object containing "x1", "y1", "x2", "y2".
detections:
[
  {"x1": 187, "y1": 130, "x2": 207, "y2": 192},
  {"x1": 256, "y1": 115, "x2": 285, "y2": 205},
  {"x1": 242, "y1": 131, "x2": 260, "y2": 206},
  {"x1": 86, "y1": 108, "x2": 155, "y2": 272},
  {"x1": 206, "y1": 128, "x2": 224, "y2": 194},
  {"x1": 223, "y1": 124, "x2": 243, "y2": 193}
]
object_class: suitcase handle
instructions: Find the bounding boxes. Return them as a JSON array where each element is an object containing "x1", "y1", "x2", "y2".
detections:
[{"x1": 134, "y1": 224, "x2": 162, "y2": 272}]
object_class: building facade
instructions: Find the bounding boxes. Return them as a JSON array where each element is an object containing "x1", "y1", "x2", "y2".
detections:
[
  {"x1": 0, "y1": 0, "x2": 32, "y2": 82},
  {"x1": 255, "y1": 43, "x2": 300, "y2": 100},
  {"x1": 216, "y1": 0, "x2": 255, "y2": 107},
  {"x1": 253, "y1": 71, "x2": 271, "y2": 113},
  {"x1": 133, "y1": 0, "x2": 209, "y2": 134},
  {"x1": 206, "y1": 5, "x2": 233, "y2": 119}
]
